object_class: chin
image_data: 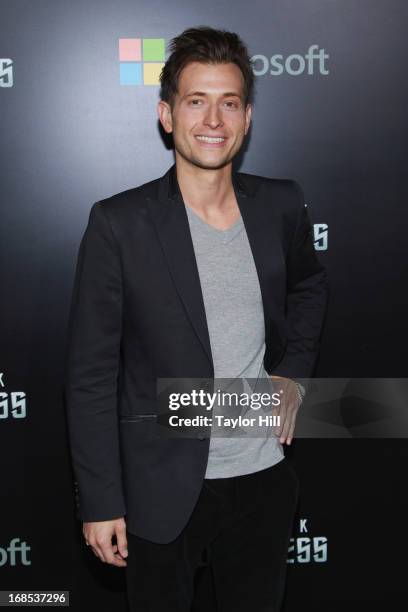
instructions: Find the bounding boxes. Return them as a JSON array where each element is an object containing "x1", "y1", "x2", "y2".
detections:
[
  {"x1": 187, "y1": 153, "x2": 236, "y2": 171},
  {"x1": 196, "y1": 159, "x2": 230, "y2": 170}
]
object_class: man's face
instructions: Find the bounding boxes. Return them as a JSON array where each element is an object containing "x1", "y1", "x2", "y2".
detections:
[{"x1": 158, "y1": 61, "x2": 252, "y2": 170}]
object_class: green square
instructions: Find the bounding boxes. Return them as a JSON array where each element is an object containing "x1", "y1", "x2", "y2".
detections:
[{"x1": 143, "y1": 38, "x2": 165, "y2": 61}]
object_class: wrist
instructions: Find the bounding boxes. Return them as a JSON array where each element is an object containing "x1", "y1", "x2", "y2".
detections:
[{"x1": 270, "y1": 376, "x2": 305, "y2": 401}]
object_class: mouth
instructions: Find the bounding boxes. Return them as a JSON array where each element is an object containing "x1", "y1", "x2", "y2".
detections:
[{"x1": 195, "y1": 135, "x2": 227, "y2": 147}]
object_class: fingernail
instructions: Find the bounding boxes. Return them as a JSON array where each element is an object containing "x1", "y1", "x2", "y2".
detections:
[{"x1": 123, "y1": 550, "x2": 128, "y2": 557}]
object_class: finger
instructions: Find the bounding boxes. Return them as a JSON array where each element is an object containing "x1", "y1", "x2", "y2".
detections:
[
  {"x1": 286, "y1": 423, "x2": 296, "y2": 445},
  {"x1": 271, "y1": 406, "x2": 280, "y2": 423},
  {"x1": 113, "y1": 551, "x2": 127, "y2": 565},
  {"x1": 110, "y1": 543, "x2": 126, "y2": 562},
  {"x1": 100, "y1": 540, "x2": 124, "y2": 567},
  {"x1": 279, "y1": 407, "x2": 294, "y2": 443},
  {"x1": 282, "y1": 407, "x2": 299, "y2": 444},
  {"x1": 115, "y1": 525, "x2": 128, "y2": 559},
  {"x1": 274, "y1": 402, "x2": 287, "y2": 437},
  {"x1": 100, "y1": 541, "x2": 115, "y2": 564},
  {"x1": 271, "y1": 412, "x2": 284, "y2": 440}
]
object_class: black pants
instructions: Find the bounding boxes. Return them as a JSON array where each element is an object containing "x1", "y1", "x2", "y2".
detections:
[{"x1": 125, "y1": 457, "x2": 299, "y2": 612}]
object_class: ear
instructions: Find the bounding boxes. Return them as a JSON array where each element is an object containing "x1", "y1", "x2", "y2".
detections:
[
  {"x1": 244, "y1": 103, "x2": 252, "y2": 135},
  {"x1": 157, "y1": 100, "x2": 173, "y2": 134}
]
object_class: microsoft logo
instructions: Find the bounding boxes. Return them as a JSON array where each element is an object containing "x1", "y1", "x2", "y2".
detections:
[{"x1": 119, "y1": 38, "x2": 165, "y2": 85}]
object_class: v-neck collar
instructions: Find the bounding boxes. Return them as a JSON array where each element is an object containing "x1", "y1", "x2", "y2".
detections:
[{"x1": 184, "y1": 202, "x2": 243, "y2": 234}]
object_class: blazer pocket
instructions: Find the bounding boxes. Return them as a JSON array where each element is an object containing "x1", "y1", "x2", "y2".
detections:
[{"x1": 119, "y1": 413, "x2": 157, "y2": 423}]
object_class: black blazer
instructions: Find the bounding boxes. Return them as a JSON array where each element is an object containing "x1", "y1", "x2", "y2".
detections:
[{"x1": 64, "y1": 163, "x2": 329, "y2": 543}]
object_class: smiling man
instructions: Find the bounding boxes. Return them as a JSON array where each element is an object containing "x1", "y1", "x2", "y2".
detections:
[{"x1": 64, "y1": 26, "x2": 329, "y2": 612}]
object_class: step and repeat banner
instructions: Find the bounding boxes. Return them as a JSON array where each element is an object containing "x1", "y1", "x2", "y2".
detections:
[{"x1": 1, "y1": 1, "x2": 407, "y2": 610}]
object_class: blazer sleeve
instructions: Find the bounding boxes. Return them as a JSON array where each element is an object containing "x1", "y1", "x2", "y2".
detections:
[
  {"x1": 64, "y1": 201, "x2": 126, "y2": 522},
  {"x1": 270, "y1": 181, "x2": 330, "y2": 382}
]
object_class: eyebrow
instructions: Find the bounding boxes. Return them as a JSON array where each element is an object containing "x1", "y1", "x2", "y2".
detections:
[{"x1": 184, "y1": 91, "x2": 242, "y2": 99}]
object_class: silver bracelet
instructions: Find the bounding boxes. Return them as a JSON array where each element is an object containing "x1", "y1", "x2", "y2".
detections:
[{"x1": 295, "y1": 382, "x2": 306, "y2": 403}]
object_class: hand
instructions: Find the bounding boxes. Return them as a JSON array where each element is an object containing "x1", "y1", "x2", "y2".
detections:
[
  {"x1": 270, "y1": 376, "x2": 302, "y2": 446},
  {"x1": 83, "y1": 517, "x2": 128, "y2": 567}
]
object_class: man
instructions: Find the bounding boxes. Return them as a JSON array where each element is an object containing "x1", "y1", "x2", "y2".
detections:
[{"x1": 64, "y1": 26, "x2": 329, "y2": 612}]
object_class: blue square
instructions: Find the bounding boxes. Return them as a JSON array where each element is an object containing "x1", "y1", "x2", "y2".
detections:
[{"x1": 120, "y1": 62, "x2": 142, "y2": 85}]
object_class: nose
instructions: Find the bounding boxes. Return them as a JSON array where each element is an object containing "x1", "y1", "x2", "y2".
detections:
[{"x1": 203, "y1": 103, "x2": 223, "y2": 129}]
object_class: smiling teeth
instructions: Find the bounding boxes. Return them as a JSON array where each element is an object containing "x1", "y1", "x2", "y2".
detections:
[{"x1": 196, "y1": 136, "x2": 225, "y2": 143}]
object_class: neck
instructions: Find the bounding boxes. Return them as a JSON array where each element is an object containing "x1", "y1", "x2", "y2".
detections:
[{"x1": 174, "y1": 155, "x2": 235, "y2": 214}]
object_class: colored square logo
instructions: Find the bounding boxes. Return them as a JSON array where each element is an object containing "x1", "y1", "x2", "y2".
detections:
[
  {"x1": 120, "y1": 62, "x2": 142, "y2": 85},
  {"x1": 142, "y1": 39, "x2": 165, "y2": 61},
  {"x1": 119, "y1": 37, "x2": 165, "y2": 85},
  {"x1": 119, "y1": 38, "x2": 141, "y2": 61},
  {"x1": 143, "y1": 62, "x2": 164, "y2": 85}
]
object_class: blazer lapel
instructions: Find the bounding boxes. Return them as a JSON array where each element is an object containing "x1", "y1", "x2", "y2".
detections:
[
  {"x1": 233, "y1": 172, "x2": 285, "y2": 354},
  {"x1": 147, "y1": 163, "x2": 283, "y2": 373},
  {"x1": 148, "y1": 165, "x2": 213, "y2": 370}
]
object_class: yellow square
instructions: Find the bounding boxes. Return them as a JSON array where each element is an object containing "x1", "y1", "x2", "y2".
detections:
[{"x1": 143, "y1": 62, "x2": 164, "y2": 85}]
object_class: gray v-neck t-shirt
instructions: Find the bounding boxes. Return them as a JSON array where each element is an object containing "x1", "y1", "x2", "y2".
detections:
[{"x1": 184, "y1": 203, "x2": 284, "y2": 479}]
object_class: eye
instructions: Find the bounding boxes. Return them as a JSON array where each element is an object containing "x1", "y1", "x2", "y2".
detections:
[
  {"x1": 224, "y1": 101, "x2": 239, "y2": 109},
  {"x1": 190, "y1": 99, "x2": 203, "y2": 106}
]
